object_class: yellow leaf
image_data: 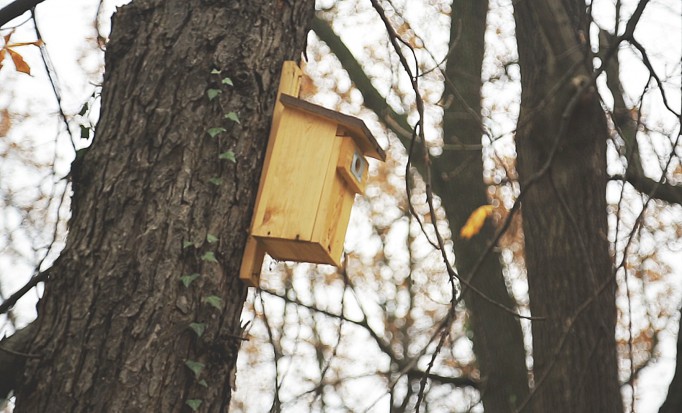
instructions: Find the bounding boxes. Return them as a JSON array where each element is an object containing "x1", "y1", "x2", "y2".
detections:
[
  {"x1": 460, "y1": 205, "x2": 494, "y2": 239},
  {"x1": 7, "y1": 48, "x2": 30, "y2": 75}
]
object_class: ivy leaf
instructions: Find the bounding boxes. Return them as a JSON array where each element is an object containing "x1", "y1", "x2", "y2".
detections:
[
  {"x1": 189, "y1": 322, "x2": 206, "y2": 337},
  {"x1": 184, "y1": 360, "x2": 204, "y2": 378},
  {"x1": 186, "y1": 400, "x2": 202, "y2": 412},
  {"x1": 198, "y1": 379, "x2": 208, "y2": 388},
  {"x1": 208, "y1": 177, "x2": 222, "y2": 186},
  {"x1": 207, "y1": 127, "x2": 226, "y2": 138},
  {"x1": 180, "y1": 273, "x2": 200, "y2": 288},
  {"x1": 218, "y1": 151, "x2": 236, "y2": 162},
  {"x1": 203, "y1": 295, "x2": 223, "y2": 310},
  {"x1": 206, "y1": 234, "x2": 218, "y2": 244},
  {"x1": 78, "y1": 101, "x2": 89, "y2": 116},
  {"x1": 221, "y1": 77, "x2": 233, "y2": 86},
  {"x1": 207, "y1": 88, "x2": 221, "y2": 100},
  {"x1": 210, "y1": 68, "x2": 221, "y2": 75},
  {"x1": 224, "y1": 112, "x2": 240, "y2": 123},
  {"x1": 201, "y1": 251, "x2": 218, "y2": 263},
  {"x1": 182, "y1": 240, "x2": 195, "y2": 249}
]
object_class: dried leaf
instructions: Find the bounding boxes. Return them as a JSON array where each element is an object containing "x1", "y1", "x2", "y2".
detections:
[
  {"x1": 0, "y1": 109, "x2": 11, "y2": 136},
  {"x1": 460, "y1": 205, "x2": 494, "y2": 239},
  {"x1": 8, "y1": 49, "x2": 30, "y2": 74}
]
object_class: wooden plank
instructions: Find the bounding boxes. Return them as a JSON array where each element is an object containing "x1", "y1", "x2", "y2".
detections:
[
  {"x1": 259, "y1": 237, "x2": 332, "y2": 265},
  {"x1": 251, "y1": 110, "x2": 337, "y2": 244},
  {"x1": 279, "y1": 94, "x2": 386, "y2": 161},
  {"x1": 239, "y1": 61, "x2": 302, "y2": 286},
  {"x1": 318, "y1": 167, "x2": 356, "y2": 267},
  {"x1": 239, "y1": 237, "x2": 265, "y2": 286}
]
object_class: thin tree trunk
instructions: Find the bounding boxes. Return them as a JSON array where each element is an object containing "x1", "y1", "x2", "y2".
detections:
[
  {"x1": 15, "y1": 1, "x2": 314, "y2": 411},
  {"x1": 659, "y1": 308, "x2": 682, "y2": 413},
  {"x1": 436, "y1": 1, "x2": 529, "y2": 411},
  {"x1": 513, "y1": 1, "x2": 622, "y2": 411}
]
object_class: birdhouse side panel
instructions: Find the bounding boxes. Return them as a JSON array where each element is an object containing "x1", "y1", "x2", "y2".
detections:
[
  {"x1": 320, "y1": 178, "x2": 356, "y2": 267},
  {"x1": 311, "y1": 138, "x2": 363, "y2": 267},
  {"x1": 251, "y1": 109, "x2": 338, "y2": 244}
]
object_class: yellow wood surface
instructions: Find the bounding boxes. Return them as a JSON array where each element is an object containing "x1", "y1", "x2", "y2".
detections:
[
  {"x1": 336, "y1": 136, "x2": 368, "y2": 195},
  {"x1": 240, "y1": 61, "x2": 384, "y2": 286},
  {"x1": 239, "y1": 62, "x2": 302, "y2": 286},
  {"x1": 251, "y1": 109, "x2": 337, "y2": 244}
]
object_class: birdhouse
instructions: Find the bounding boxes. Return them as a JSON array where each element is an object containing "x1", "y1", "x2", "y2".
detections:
[{"x1": 239, "y1": 61, "x2": 386, "y2": 287}]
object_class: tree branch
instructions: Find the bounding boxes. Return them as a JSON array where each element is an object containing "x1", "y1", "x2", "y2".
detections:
[
  {"x1": 599, "y1": 29, "x2": 682, "y2": 206},
  {"x1": 0, "y1": 0, "x2": 45, "y2": 28},
  {"x1": 0, "y1": 271, "x2": 48, "y2": 315},
  {"x1": 407, "y1": 369, "x2": 479, "y2": 389},
  {"x1": 310, "y1": 16, "x2": 428, "y2": 175}
]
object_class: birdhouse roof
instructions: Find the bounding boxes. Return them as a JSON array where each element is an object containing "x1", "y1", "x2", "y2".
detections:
[{"x1": 280, "y1": 94, "x2": 386, "y2": 161}]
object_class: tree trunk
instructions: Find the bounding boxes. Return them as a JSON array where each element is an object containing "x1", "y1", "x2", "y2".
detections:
[
  {"x1": 436, "y1": 1, "x2": 529, "y2": 411},
  {"x1": 513, "y1": 1, "x2": 622, "y2": 412},
  {"x1": 14, "y1": 1, "x2": 314, "y2": 411},
  {"x1": 659, "y1": 308, "x2": 682, "y2": 413}
]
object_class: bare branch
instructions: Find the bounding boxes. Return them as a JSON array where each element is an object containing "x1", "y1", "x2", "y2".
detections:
[{"x1": 0, "y1": 0, "x2": 45, "y2": 28}]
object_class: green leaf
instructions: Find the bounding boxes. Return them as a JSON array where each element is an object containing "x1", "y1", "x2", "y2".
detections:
[
  {"x1": 218, "y1": 151, "x2": 236, "y2": 162},
  {"x1": 198, "y1": 379, "x2": 208, "y2": 388},
  {"x1": 78, "y1": 101, "x2": 89, "y2": 116},
  {"x1": 221, "y1": 77, "x2": 233, "y2": 86},
  {"x1": 201, "y1": 251, "x2": 218, "y2": 263},
  {"x1": 208, "y1": 177, "x2": 223, "y2": 186},
  {"x1": 80, "y1": 125, "x2": 90, "y2": 140},
  {"x1": 210, "y1": 68, "x2": 221, "y2": 75},
  {"x1": 184, "y1": 360, "x2": 205, "y2": 378},
  {"x1": 206, "y1": 234, "x2": 218, "y2": 244},
  {"x1": 189, "y1": 322, "x2": 207, "y2": 337},
  {"x1": 186, "y1": 400, "x2": 202, "y2": 412},
  {"x1": 182, "y1": 240, "x2": 195, "y2": 249},
  {"x1": 207, "y1": 88, "x2": 221, "y2": 100},
  {"x1": 203, "y1": 295, "x2": 223, "y2": 310},
  {"x1": 207, "y1": 127, "x2": 226, "y2": 138},
  {"x1": 224, "y1": 112, "x2": 240, "y2": 123},
  {"x1": 180, "y1": 273, "x2": 200, "y2": 288}
]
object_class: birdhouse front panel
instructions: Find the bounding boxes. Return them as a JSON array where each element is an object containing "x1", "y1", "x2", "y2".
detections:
[{"x1": 250, "y1": 107, "x2": 340, "y2": 264}]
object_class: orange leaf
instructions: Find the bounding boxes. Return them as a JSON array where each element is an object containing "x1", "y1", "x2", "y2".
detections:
[
  {"x1": 7, "y1": 48, "x2": 30, "y2": 74},
  {"x1": 460, "y1": 205, "x2": 494, "y2": 239}
]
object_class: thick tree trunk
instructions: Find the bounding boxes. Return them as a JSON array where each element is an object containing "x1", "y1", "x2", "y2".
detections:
[
  {"x1": 436, "y1": 1, "x2": 529, "y2": 411},
  {"x1": 14, "y1": 1, "x2": 314, "y2": 411},
  {"x1": 513, "y1": 1, "x2": 622, "y2": 412}
]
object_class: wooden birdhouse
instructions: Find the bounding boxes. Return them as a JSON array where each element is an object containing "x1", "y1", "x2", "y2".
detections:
[{"x1": 239, "y1": 61, "x2": 386, "y2": 287}]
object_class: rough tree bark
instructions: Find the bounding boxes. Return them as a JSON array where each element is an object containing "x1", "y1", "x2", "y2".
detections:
[
  {"x1": 436, "y1": 2, "x2": 529, "y2": 411},
  {"x1": 12, "y1": 0, "x2": 314, "y2": 411},
  {"x1": 513, "y1": 1, "x2": 622, "y2": 411}
]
